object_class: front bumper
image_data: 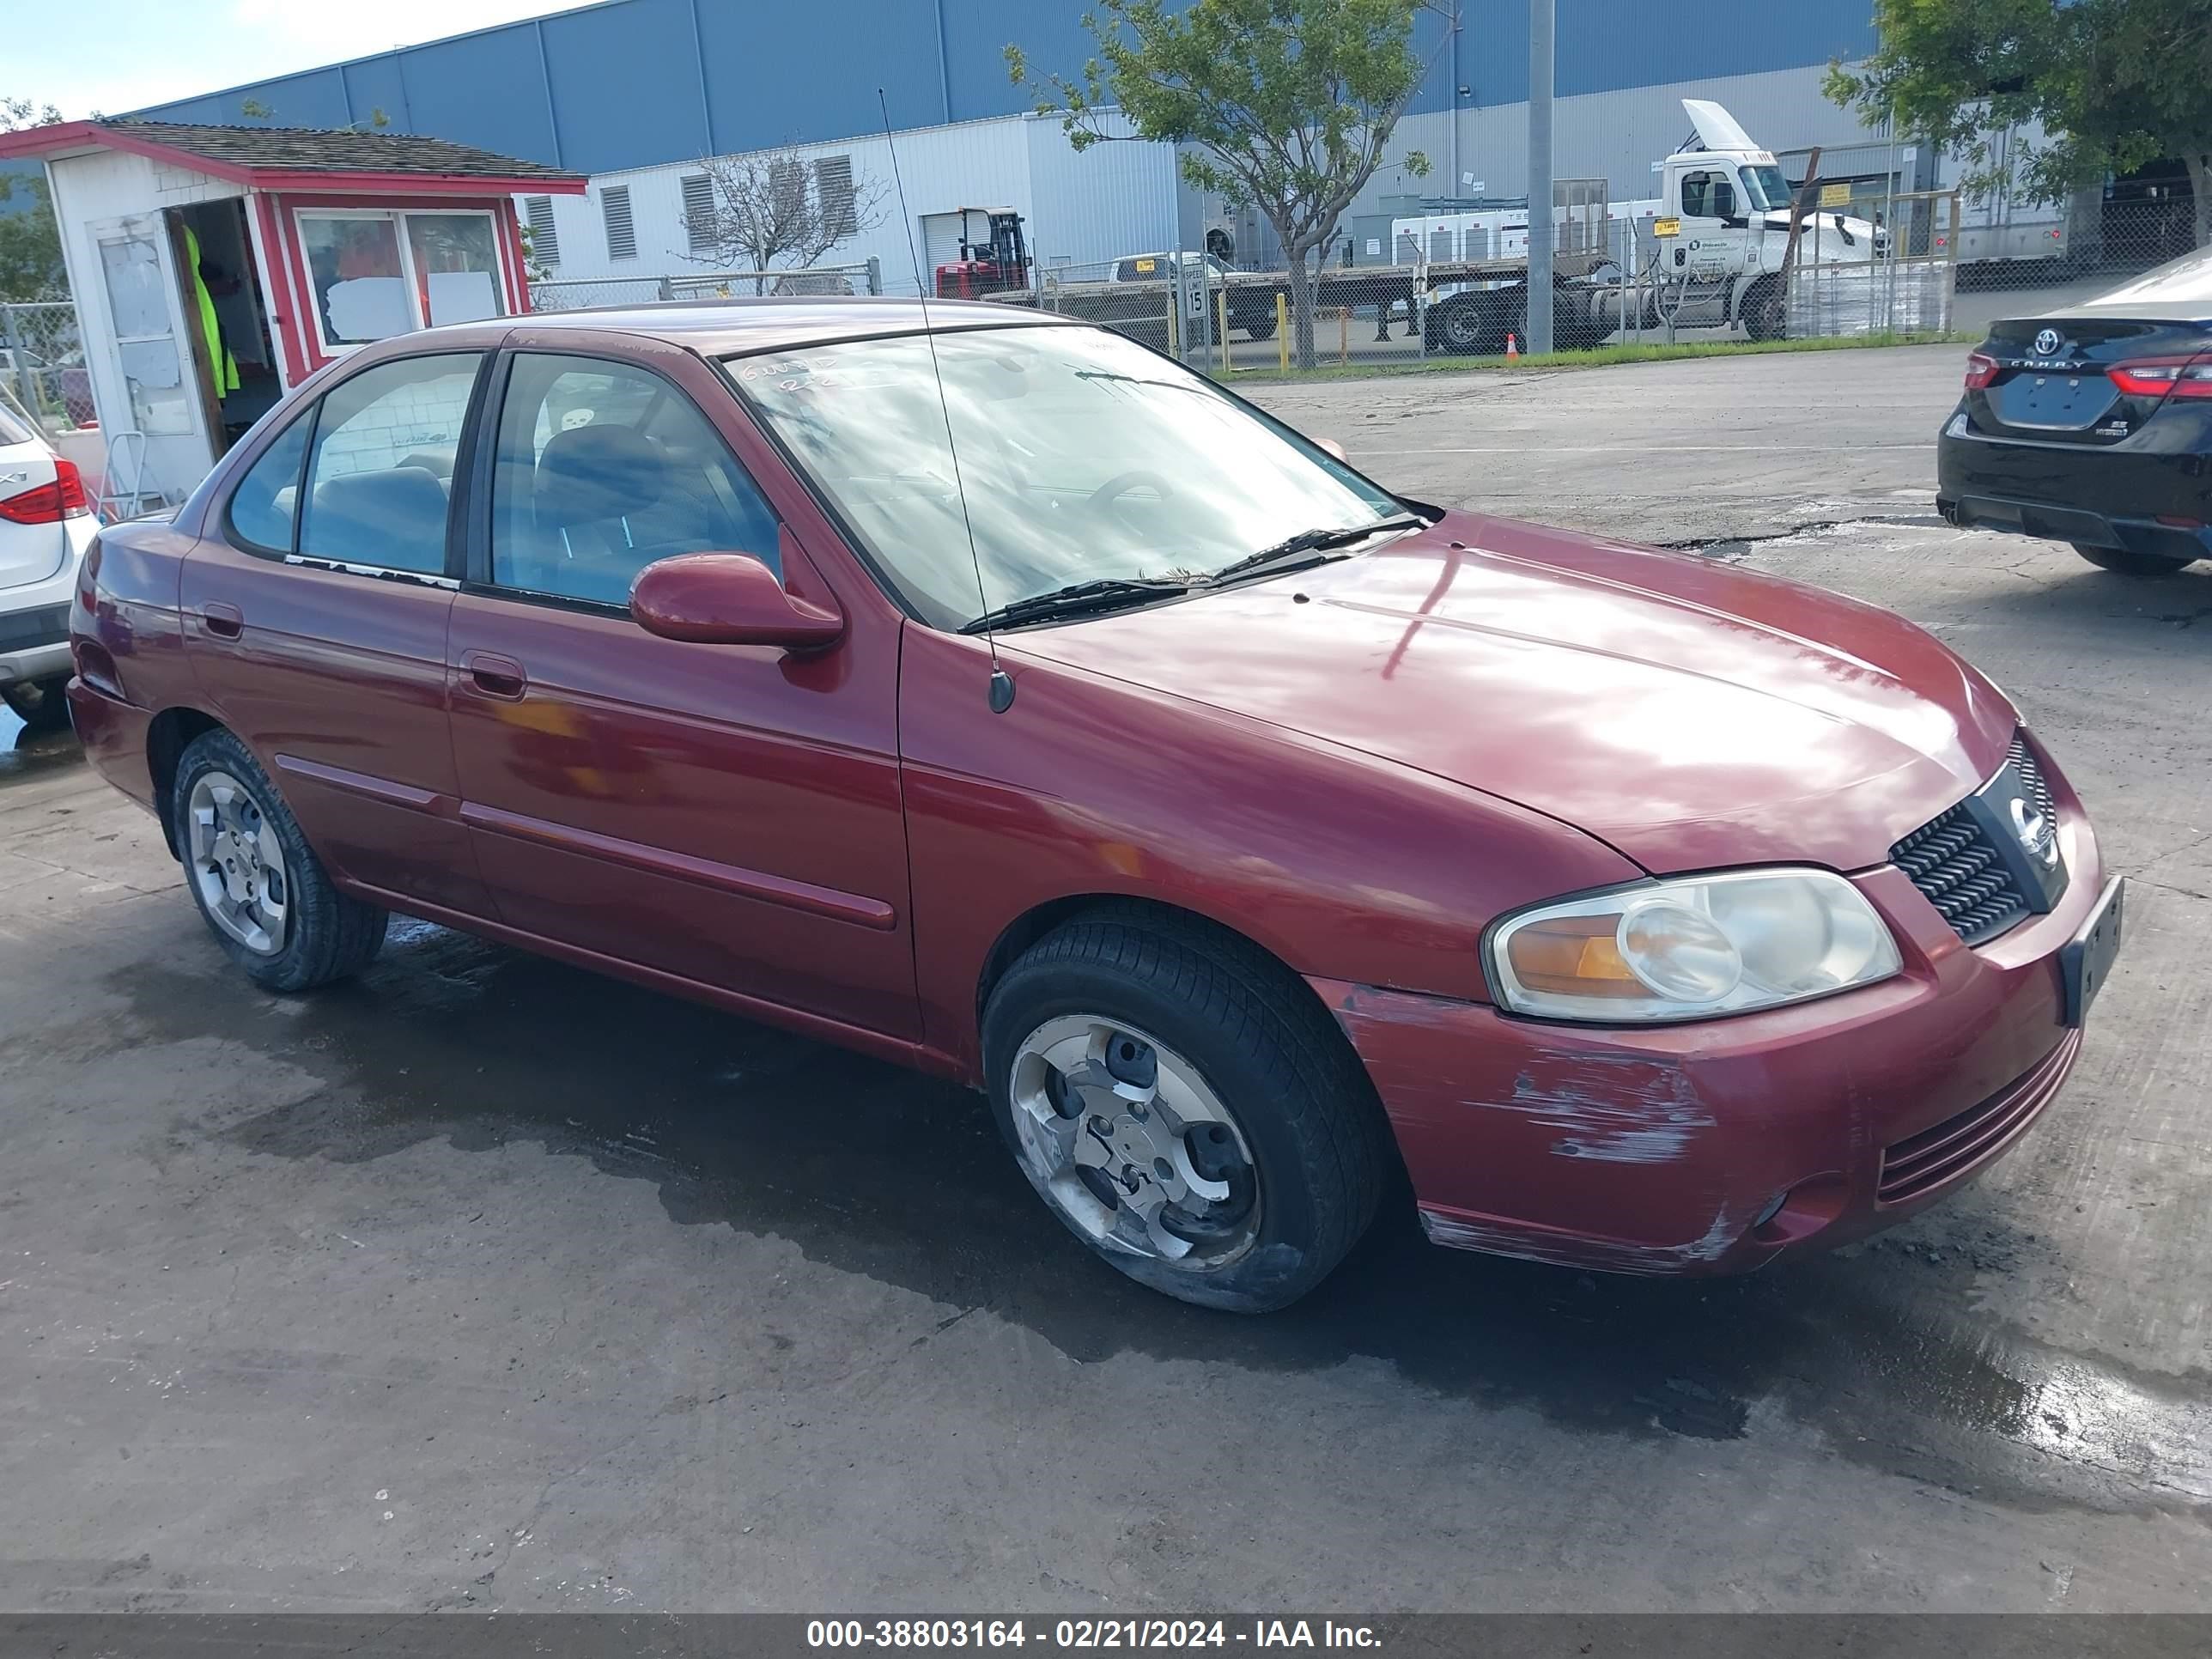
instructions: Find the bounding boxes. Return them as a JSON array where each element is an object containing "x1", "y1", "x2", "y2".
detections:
[
  {"x1": 1319, "y1": 780, "x2": 2106, "y2": 1277},
  {"x1": 1936, "y1": 404, "x2": 2212, "y2": 562}
]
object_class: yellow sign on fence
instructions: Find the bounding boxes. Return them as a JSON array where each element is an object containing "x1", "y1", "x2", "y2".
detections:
[
  {"x1": 1819, "y1": 183, "x2": 1854, "y2": 209},
  {"x1": 1653, "y1": 217, "x2": 1680, "y2": 239}
]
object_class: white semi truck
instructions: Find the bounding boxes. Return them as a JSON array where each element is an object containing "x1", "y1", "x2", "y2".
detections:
[{"x1": 1392, "y1": 100, "x2": 1889, "y2": 353}]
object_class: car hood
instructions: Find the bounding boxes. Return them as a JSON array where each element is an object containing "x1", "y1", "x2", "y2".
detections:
[{"x1": 1003, "y1": 513, "x2": 2018, "y2": 874}]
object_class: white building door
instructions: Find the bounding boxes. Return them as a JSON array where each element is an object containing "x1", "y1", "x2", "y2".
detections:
[
  {"x1": 84, "y1": 212, "x2": 213, "y2": 505},
  {"x1": 920, "y1": 212, "x2": 968, "y2": 284}
]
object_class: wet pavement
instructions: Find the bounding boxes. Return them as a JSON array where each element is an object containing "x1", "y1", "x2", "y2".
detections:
[{"x1": 1, "y1": 347, "x2": 2208, "y2": 1612}]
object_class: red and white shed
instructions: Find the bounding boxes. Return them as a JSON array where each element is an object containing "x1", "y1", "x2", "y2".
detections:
[{"x1": 0, "y1": 118, "x2": 582, "y2": 499}]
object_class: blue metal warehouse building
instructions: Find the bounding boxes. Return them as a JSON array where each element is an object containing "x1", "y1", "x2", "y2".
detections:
[{"x1": 128, "y1": 0, "x2": 1895, "y2": 286}]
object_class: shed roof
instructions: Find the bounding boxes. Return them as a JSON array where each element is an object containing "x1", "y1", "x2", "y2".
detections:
[{"x1": 0, "y1": 118, "x2": 586, "y2": 196}]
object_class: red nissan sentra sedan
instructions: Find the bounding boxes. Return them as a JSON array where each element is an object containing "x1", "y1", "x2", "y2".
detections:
[{"x1": 67, "y1": 300, "x2": 2123, "y2": 1312}]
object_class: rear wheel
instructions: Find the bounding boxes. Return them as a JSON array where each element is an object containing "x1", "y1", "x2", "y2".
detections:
[
  {"x1": 171, "y1": 728, "x2": 389, "y2": 992},
  {"x1": 2071, "y1": 543, "x2": 2197, "y2": 578},
  {"x1": 982, "y1": 912, "x2": 1390, "y2": 1312},
  {"x1": 2, "y1": 674, "x2": 71, "y2": 734},
  {"x1": 1239, "y1": 309, "x2": 1276, "y2": 341}
]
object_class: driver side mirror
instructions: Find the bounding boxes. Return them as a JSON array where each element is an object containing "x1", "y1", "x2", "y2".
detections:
[{"x1": 631, "y1": 553, "x2": 845, "y2": 651}]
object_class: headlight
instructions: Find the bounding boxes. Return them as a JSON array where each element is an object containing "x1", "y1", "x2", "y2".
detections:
[{"x1": 1486, "y1": 868, "x2": 1902, "y2": 1024}]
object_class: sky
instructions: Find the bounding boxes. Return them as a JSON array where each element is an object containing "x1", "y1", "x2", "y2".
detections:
[{"x1": 7, "y1": 0, "x2": 600, "y2": 121}]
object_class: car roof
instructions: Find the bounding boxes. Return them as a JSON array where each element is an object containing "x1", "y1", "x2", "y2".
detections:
[
  {"x1": 485, "y1": 295, "x2": 1073, "y2": 356},
  {"x1": 2044, "y1": 246, "x2": 2212, "y2": 325}
]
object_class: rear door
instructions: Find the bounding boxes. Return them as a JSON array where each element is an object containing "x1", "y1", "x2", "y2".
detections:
[
  {"x1": 179, "y1": 348, "x2": 497, "y2": 917},
  {"x1": 442, "y1": 337, "x2": 917, "y2": 1038}
]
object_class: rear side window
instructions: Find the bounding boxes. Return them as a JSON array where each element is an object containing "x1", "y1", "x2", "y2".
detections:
[
  {"x1": 227, "y1": 416, "x2": 311, "y2": 552},
  {"x1": 298, "y1": 353, "x2": 482, "y2": 575},
  {"x1": 488, "y1": 352, "x2": 781, "y2": 608}
]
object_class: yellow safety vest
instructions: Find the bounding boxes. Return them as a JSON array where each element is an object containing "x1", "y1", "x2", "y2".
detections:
[{"x1": 181, "y1": 224, "x2": 240, "y2": 396}]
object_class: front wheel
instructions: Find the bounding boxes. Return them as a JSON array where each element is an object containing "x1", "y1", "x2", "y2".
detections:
[
  {"x1": 2, "y1": 674, "x2": 72, "y2": 734},
  {"x1": 171, "y1": 727, "x2": 389, "y2": 992},
  {"x1": 982, "y1": 913, "x2": 1390, "y2": 1312},
  {"x1": 1740, "y1": 276, "x2": 1786, "y2": 343},
  {"x1": 2072, "y1": 543, "x2": 2197, "y2": 578}
]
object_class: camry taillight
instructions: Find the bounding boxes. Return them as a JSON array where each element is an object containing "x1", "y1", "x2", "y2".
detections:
[
  {"x1": 2108, "y1": 355, "x2": 2212, "y2": 402},
  {"x1": 0, "y1": 457, "x2": 92, "y2": 525},
  {"x1": 1963, "y1": 351, "x2": 2000, "y2": 391}
]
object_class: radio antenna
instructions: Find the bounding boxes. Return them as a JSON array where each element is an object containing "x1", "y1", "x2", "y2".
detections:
[{"x1": 878, "y1": 88, "x2": 1014, "y2": 714}]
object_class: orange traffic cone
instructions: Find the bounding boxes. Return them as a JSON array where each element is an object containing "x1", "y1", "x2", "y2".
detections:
[{"x1": 1506, "y1": 332, "x2": 1520, "y2": 361}]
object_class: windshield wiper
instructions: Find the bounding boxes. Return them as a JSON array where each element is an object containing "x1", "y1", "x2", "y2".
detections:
[
  {"x1": 959, "y1": 576, "x2": 1190, "y2": 635},
  {"x1": 1206, "y1": 514, "x2": 1425, "y2": 586}
]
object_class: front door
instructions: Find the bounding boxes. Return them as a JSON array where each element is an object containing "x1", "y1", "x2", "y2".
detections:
[
  {"x1": 179, "y1": 349, "x2": 495, "y2": 917},
  {"x1": 443, "y1": 346, "x2": 917, "y2": 1038}
]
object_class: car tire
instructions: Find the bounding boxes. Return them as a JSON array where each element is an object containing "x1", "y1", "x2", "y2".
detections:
[
  {"x1": 2, "y1": 673, "x2": 72, "y2": 734},
  {"x1": 981, "y1": 909, "x2": 1391, "y2": 1313},
  {"x1": 171, "y1": 727, "x2": 389, "y2": 993},
  {"x1": 2071, "y1": 543, "x2": 2197, "y2": 578},
  {"x1": 1241, "y1": 311, "x2": 1277, "y2": 341}
]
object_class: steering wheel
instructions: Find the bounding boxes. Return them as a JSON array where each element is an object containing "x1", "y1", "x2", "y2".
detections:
[{"x1": 1087, "y1": 470, "x2": 1178, "y2": 518}]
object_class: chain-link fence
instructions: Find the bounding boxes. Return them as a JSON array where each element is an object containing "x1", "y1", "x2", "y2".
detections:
[
  {"x1": 0, "y1": 301, "x2": 94, "y2": 440},
  {"x1": 531, "y1": 261, "x2": 883, "y2": 313},
  {"x1": 987, "y1": 171, "x2": 1972, "y2": 375}
]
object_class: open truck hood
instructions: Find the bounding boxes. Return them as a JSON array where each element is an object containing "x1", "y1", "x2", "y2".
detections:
[{"x1": 1004, "y1": 512, "x2": 2018, "y2": 876}]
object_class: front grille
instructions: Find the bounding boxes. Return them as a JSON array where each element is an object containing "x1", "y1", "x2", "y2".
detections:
[
  {"x1": 1890, "y1": 736, "x2": 2051, "y2": 946},
  {"x1": 1878, "y1": 1032, "x2": 2077, "y2": 1204}
]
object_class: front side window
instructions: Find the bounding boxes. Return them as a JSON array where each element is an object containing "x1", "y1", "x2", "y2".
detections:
[
  {"x1": 1681, "y1": 172, "x2": 1736, "y2": 219},
  {"x1": 730, "y1": 325, "x2": 1399, "y2": 631},
  {"x1": 298, "y1": 353, "x2": 482, "y2": 574},
  {"x1": 489, "y1": 354, "x2": 781, "y2": 608}
]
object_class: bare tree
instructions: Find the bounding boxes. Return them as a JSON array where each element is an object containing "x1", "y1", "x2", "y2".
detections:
[{"x1": 689, "y1": 148, "x2": 888, "y2": 291}]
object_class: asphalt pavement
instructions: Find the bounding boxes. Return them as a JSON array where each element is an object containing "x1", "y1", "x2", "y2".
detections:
[{"x1": 0, "y1": 343, "x2": 2205, "y2": 1613}]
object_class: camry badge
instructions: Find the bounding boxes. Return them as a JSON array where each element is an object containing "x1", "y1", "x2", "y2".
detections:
[
  {"x1": 2010, "y1": 796, "x2": 2059, "y2": 867},
  {"x1": 2033, "y1": 327, "x2": 2063, "y2": 358}
]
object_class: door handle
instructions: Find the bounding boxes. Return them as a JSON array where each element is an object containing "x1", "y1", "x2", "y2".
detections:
[
  {"x1": 202, "y1": 602, "x2": 243, "y2": 640},
  {"x1": 459, "y1": 650, "x2": 526, "y2": 700}
]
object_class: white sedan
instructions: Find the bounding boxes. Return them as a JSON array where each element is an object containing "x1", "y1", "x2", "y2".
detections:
[{"x1": 0, "y1": 399, "x2": 98, "y2": 732}]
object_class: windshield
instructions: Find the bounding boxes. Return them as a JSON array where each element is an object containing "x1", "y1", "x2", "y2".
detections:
[
  {"x1": 728, "y1": 325, "x2": 1401, "y2": 630},
  {"x1": 1741, "y1": 166, "x2": 1795, "y2": 214}
]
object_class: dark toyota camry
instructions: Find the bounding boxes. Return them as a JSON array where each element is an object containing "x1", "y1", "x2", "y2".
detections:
[{"x1": 1939, "y1": 245, "x2": 2212, "y2": 576}]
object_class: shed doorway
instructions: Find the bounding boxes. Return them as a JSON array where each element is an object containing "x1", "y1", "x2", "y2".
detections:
[{"x1": 167, "y1": 198, "x2": 280, "y2": 455}]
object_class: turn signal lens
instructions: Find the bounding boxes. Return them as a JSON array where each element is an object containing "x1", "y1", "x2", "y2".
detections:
[
  {"x1": 1963, "y1": 351, "x2": 2000, "y2": 391},
  {"x1": 1487, "y1": 869, "x2": 1902, "y2": 1024}
]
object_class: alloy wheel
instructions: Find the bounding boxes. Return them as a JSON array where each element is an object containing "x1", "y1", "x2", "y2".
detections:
[
  {"x1": 1008, "y1": 1015, "x2": 1261, "y2": 1270},
  {"x1": 185, "y1": 769, "x2": 290, "y2": 957}
]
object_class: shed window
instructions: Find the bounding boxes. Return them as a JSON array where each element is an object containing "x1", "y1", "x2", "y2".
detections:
[
  {"x1": 601, "y1": 185, "x2": 637, "y2": 261},
  {"x1": 295, "y1": 209, "x2": 507, "y2": 359}
]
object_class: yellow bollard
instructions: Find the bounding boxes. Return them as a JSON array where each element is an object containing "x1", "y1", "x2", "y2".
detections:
[
  {"x1": 1218, "y1": 288, "x2": 1231, "y2": 370},
  {"x1": 1339, "y1": 306, "x2": 1349, "y2": 366},
  {"x1": 1276, "y1": 292, "x2": 1290, "y2": 373},
  {"x1": 1167, "y1": 293, "x2": 1180, "y2": 358}
]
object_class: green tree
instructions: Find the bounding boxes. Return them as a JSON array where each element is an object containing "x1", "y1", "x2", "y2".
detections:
[
  {"x1": 1826, "y1": 0, "x2": 2212, "y2": 252},
  {"x1": 1011, "y1": 0, "x2": 1439, "y2": 368},
  {"x1": 0, "y1": 96, "x2": 67, "y2": 302}
]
